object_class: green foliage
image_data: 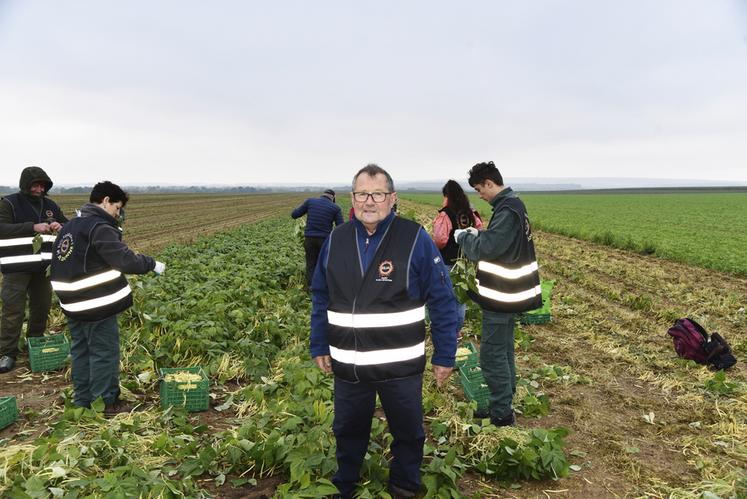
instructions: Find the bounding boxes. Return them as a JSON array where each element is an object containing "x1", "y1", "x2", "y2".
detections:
[
  {"x1": 449, "y1": 256, "x2": 477, "y2": 305},
  {"x1": 704, "y1": 371, "x2": 740, "y2": 397},
  {"x1": 401, "y1": 192, "x2": 747, "y2": 276},
  {"x1": 515, "y1": 380, "x2": 551, "y2": 418},
  {"x1": 31, "y1": 234, "x2": 42, "y2": 254},
  {"x1": 475, "y1": 428, "x2": 570, "y2": 480}
]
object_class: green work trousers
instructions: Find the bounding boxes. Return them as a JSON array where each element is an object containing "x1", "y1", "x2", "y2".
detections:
[
  {"x1": 0, "y1": 272, "x2": 51, "y2": 358},
  {"x1": 69, "y1": 315, "x2": 121, "y2": 408},
  {"x1": 479, "y1": 310, "x2": 516, "y2": 420}
]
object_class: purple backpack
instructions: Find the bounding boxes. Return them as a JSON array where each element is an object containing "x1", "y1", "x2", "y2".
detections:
[{"x1": 667, "y1": 318, "x2": 709, "y2": 364}]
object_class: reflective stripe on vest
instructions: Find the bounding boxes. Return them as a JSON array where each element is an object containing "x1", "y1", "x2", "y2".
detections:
[
  {"x1": 0, "y1": 234, "x2": 56, "y2": 247},
  {"x1": 476, "y1": 282, "x2": 542, "y2": 303},
  {"x1": 478, "y1": 260, "x2": 538, "y2": 280},
  {"x1": 327, "y1": 305, "x2": 425, "y2": 329},
  {"x1": 51, "y1": 269, "x2": 123, "y2": 292},
  {"x1": 58, "y1": 284, "x2": 132, "y2": 313},
  {"x1": 330, "y1": 341, "x2": 426, "y2": 366},
  {"x1": 0, "y1": 253, "x2": 53, "y2": 265}
]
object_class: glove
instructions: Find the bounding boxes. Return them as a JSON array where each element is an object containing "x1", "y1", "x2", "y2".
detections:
[
  {"x1": 454, "y1": 227, "x2": 478, "y2": 243},
  {"x1": 153, "y1": 261, "x2": 166, "y2": 275}
]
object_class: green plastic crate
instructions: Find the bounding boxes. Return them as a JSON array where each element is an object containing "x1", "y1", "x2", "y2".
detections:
[
  {"x1": 455, "y1": 341, "x2": 479, "y2": 369},
  {"x1": 519, "y1": 280, "x2": 555, "y2": 325},
  {"x1": 0, "y1": 396, "x2": 18, "y2": 430},
  {"x1": 458, "y1": 363, "x2": 490, "y2": 411},
  {"x1": 520, "y1": 313, "x2": 552, "y2": 325},
  {"x1": 27, "y1": 334, "x2": 70, "y2": 372},
  {"x1": 159, "y1": 367, "x2": 209, "y2": 412}
]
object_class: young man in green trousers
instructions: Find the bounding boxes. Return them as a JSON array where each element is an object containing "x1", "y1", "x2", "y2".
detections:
[
  {"x1": 455, "y1": 161, "x2": 542, "y2": 426},
  {"x1": 50, "y1": 181, "x2": 165, "y2": 415}
]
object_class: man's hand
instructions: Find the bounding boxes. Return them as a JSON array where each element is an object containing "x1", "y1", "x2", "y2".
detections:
[
  {"x1": 33, "y1": 223, "x2": 51, "y2": 234},
  {"x1": 432, "y1": 365, "x2": 453, "y2": 387},
  {"x1": 314, "y1": 355, "x2": 332, "y2": 374},
  {"x1": 48, "y1": 222, "x2": 62, "y2": 233}
]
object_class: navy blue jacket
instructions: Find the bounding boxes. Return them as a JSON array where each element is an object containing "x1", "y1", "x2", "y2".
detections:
[
  {"x1": 310, "y1": 212, "x2": 458, "y2": 368},
  {"x1": 291, "y1": 196, "x2": 343, "y2": 238}
]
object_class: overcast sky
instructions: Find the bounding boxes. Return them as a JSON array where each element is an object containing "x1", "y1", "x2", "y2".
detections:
[{"x1": 1, "y1": 1, "x2": 746, "y2": 187}]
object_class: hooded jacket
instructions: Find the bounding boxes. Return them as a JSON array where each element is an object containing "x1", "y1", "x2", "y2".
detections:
[{"x1": 0, "y1": 167, "x2": 67, "y2": 273}]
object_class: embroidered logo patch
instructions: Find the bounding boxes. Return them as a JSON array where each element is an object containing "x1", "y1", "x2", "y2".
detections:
[
  {"x1": 45, "y1": 210, "x2": 54, "y2": 219},
  {"x1": 56, "y1": 233, "x2": 74, "y2": 262},
  {"x1": 525, "y1": 214, "x2": 533, "y2": 241},
  {"x1": 377, "y1": 259, "x2": 394, "y2": 282}
]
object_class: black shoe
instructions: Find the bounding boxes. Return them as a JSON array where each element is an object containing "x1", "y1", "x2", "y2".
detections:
[
  {"x1": 473, "y1": 407, "x2": 490, "y2": 419},
  {"x1": 490, "y1": 411, "x2": 516, "y2": 427},
  {"x1": 389, "y1": 483, "x2": 418, "y2": 499},
  {"x1": 0, "y1": 355, "x2": 15, "y2": 373},
  {"x1": 104, "y1": 401, "x2": 134, "y2": 417}
]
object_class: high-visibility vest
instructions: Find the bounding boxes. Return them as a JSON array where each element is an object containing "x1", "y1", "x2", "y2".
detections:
[
  {"x1": 0, "y1": 193, "x2": 64, "y2": 274},
  {"x1": 326, "y1": 217, "x2": 426, "y2": 382},
  {"x1": 468, "y1": 197, "x2": 542, "y2": 313},
  {"x1": 50, "y1": 214, "x2": 133, "y2": 321}
]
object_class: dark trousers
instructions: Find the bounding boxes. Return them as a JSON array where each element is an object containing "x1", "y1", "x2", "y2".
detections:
[
  {"x1": 480, "y1": 310, "x2": 516, "y2": 419},
  {"x1": 0, "y1": 272, "x2": 51, "y2": 358},
  {"x1": 332, "y1": 374, "x2": 425, "y2": 498},
  {"x1": 69, "y1": 315, "x2": 120, "y2": 408},
  {"x1": 303, "y1": 236, "x2": 326, "y2": 287}
]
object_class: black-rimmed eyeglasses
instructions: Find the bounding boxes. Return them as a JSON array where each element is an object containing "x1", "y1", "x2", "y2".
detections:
[{"x1": 352, "y1": 191, "x2": 391, "y2": 203}]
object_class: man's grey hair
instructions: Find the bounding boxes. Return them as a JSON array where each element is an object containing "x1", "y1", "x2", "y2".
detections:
[{"x1": 352, "y1": 163, "x2": 395, "y2": 192}]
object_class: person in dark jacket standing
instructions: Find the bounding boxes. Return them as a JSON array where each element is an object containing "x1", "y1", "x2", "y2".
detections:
[
  {"x1": 455, "y1": 161, "x2": 542, "y2": 427},
  {"x1": 50, "y1": 181, "x2": 165, "y2": 415},
  {"x1": 0, "y1": 166, "x2": 68, "y2": 373},
  {"x1": 291, "y1": 189, "x2": 343, "y2": 287},
  {"x1": 310, "y1": 164, "x2": 457, "y2": 498}
]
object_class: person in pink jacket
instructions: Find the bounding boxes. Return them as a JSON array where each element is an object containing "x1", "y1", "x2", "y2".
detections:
[{"x1": 431, "y1": 180, "x2": 483, "y2": 338}]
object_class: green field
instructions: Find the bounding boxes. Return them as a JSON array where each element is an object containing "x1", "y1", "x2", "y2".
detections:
[{"x1": 400, "y1": 191, "x2": 747, "y2": 276}]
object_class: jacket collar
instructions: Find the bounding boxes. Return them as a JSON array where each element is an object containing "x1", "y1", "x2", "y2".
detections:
[
  {"x1": 79, "y1": 203, "x2": 118, "y2": 225},
  {"x1": 352, "y1": 210, "x2": 395, "y2": 237},
  {"x1": 489, "y1": 187, "x2": 514, "y2": 208}
]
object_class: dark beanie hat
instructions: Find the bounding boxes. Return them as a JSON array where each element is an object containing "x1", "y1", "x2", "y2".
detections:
[{"x1": 323, "y1": 189, "x2": 335, "y2": 197}]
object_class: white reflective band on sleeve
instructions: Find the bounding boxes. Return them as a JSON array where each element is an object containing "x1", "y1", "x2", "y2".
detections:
[
  {"x1": 327, "y1": 306, "x2": 426, "y2": 328},
  {"x1": 0, "y1": 253, "x2": 53, "y2": 265},
  {"x1": 329, "y1": 341, "x2": 425, "y2": 366},
  {"x1": 59, "y1": 284, "x2": 132, "y2": 312},
  {"x1": 476, "y1": 283, "x2": 542, "y2": 303},
  {"x1": 478, "y1": 260, "x2": 539, "y2": 280},
  {"x1": 0, "y1": 235, "x2": 56, "y2": 247},
  {"x1": 51, "y1": 270, "x2": 123, "y2": 292}
]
